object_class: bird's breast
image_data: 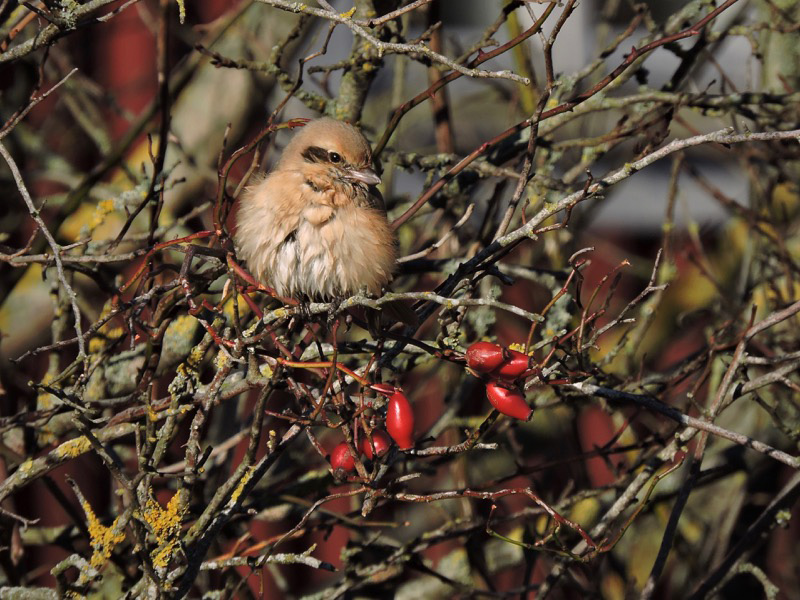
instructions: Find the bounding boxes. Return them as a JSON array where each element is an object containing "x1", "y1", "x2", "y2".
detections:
[
  {"x1": 287, "y1": 205, "x2": 396, "y2": 298},
  {"x1": 303, "y1": 203, "x2": 335, "y2": 226},
  {"x1": 236, "y1": 176, "x2": 396, "y2": 299}
]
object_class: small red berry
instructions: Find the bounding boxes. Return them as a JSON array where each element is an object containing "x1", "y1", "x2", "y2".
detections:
[
  {"x1": 466, "y1": 341, "x2": 506, "y2": 373},
  {"x1": 360, "y1": 429, "x2": 392, "y2": 459},
  {"x1": 372, "y1": 384, "x2": 416, "y2": 450},
  {"x1": 330, "y1": 442, "x2": 356, "y2": 472},
  {"x1": 486, "y1": 381, "x2": 533, "y2": 421},
  {"x1": 491, "y1": 349, "x2": 531, "y2": 379},
  {"x1": 385, "y1": 391, "x2": 415, "y2": 450}
]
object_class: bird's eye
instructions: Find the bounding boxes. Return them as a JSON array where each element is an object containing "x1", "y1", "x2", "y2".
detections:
[{"x1": 329, "y1": 151, "x2": 342, "y2": 163}]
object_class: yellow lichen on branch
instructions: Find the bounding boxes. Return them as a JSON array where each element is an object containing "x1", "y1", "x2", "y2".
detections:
[
  {"x1": 139, "y1": 492, "x2": 187, "y2": 569},
  {"x1": 230, "y1": 466, "x2": 256, "y2": 505},
  {"x1": 81, "y1": 499, "x2": 127, "y2": 569},
  {"x1": 53, "y1": 436, "x2": 92, "y2": 459},
  {"x1": 175, "y1": 0, "x2": 186, "y2": 24}
]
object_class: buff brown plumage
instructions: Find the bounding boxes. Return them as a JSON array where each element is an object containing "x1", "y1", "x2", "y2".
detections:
[{"x1": 235, "y1": 118, "x2": 415, "y2": 328}]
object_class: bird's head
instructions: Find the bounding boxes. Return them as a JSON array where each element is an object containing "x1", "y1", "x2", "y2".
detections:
[{"x1": 278, "y1": 117, "x2": 381, "y2": 188}]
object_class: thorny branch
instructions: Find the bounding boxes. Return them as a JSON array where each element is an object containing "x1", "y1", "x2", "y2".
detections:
[
  {"x1": 256, "y1": 0, "x2": 530, "y2": 84},
  {"x1": 2, "y1": 0, "x2": 800, "y2": 598}
]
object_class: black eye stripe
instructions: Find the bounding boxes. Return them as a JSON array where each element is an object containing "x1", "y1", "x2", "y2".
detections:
[
  {"x1": 301, "y1": 146, "x2": 329, "y2": 164},
  {"x1": 302, "y1": 146, "x2": 349, "y2": 166}
]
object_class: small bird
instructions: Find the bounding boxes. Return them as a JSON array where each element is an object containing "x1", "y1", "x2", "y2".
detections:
[{"x1": 235, "y1": 117, "x2": 414, "y2": 328}]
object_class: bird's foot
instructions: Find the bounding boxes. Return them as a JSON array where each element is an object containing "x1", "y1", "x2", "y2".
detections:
[
  {"x1": 295, "y1": 297, "x2": 314, "y2": 324},
  {"x1": 327, "y1": 295, "x2": 346, "y2": 329}
]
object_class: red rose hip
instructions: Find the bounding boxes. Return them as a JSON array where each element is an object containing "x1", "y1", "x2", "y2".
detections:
[
  {"x1": 466, "y1": 341, "x2": 506, "y2": 373},
  {"x1": 385, "y1": 391, "x2": 415, "y2": 449},
  {"x1": 485, "y1": 381, "x2": 533, "y2": 421},
  {"x1": 491, "y1": 349, "x2": 531, "y2": 379},
  {"x1": 330, "y1": 442, "x2": 356, "y2": 472},
  {"x1": 360, "y1": 429, "x2": 392, "y2": 459}
]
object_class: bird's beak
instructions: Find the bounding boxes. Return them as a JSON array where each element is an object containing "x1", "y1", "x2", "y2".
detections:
[{"x1": 344, "y1": 166, "x2": 381, "y2": 186}]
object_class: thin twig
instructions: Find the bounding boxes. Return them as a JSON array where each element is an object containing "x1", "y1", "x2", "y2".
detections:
[
  {"x1": 256, "y1": 0, "x2": 529, "y2": 83},
  {"x1": 569, "y1": 381, "x2": 798, "y2": 469},
  {"x1": 0, "y1": 142, "x2": 87, "y2": 363}
]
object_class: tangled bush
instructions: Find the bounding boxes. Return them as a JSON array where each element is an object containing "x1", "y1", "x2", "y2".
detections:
[{"x1": 1, "y1": 1, "x2": 799, "y2": 598}]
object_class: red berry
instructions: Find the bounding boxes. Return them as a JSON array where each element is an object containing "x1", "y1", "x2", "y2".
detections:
[
  {"x1": 385, "y1": 391, "x2": 415, "y2": 450},
  {"x1": 330, "y1": 442, "x2": 356, "y2": 472},
  {"x1": 485, "y1": 381, "x2": 532, "y2": 421},
  {"x1": 466, "y1": 341, "x2": 506, "y2": 373},
  {"x1": 491, "y1": 349, "x2": 531, "y2": 379},
  {"x1": 359, "y1": 429, "x2": 392, "y2": 459}
]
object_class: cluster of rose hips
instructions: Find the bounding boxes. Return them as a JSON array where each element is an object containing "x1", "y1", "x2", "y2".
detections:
[
  {"x1": 465, "y1": 341, "x2": 534, "y2": 421},
  {"x1": 329, "y1": 342, "x2": 534, "y2": 472},
  {"x1": 329, "y1": 383, "x2": 414, "y2": 473}
]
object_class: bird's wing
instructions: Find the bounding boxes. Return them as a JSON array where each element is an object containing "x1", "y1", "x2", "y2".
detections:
[{"x1": 365, "y1": 186, "x2": 387, "y2": 213}]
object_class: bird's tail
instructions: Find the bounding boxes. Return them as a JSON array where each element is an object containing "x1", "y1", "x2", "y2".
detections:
[{"x1": 366, "y1": 299, "x2": 418, "y2": 335}]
